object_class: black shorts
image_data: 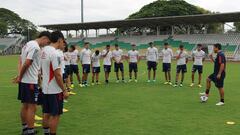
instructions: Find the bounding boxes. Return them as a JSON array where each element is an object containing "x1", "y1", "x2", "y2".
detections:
[
  {"x1": 177, "y1": 65, "x2": 187, "y2": 73},
  {"x1": 104, "y1": 65, "x2": 111, "y2": 73},
  {"x1": 192, "y1": 65, "x2": 203, "y2": 74},
  {"x1": 18, "y1": 82, "x2": 39, "y2": 104},
  {"x1": 63, "y1": 73, "x2": 67, "y2": 83},
  {"x1": 208, "y1": 73, "x2": 225, "y2": 88},
  {"x1": 42, "y1": 93, "x2": 63, "y2": 116},
  {"x1": 129, "y1": 63, "x2": 138, "y2": 72},
  {"x1": 37, "y1": 88, "x2": 43, "y2": 105},
  {"x1": 92, "y1": 67, "x2": 100, "y2": 73},
  {"x1": 114, "y1": 62, "x2": 124, "y2": 72},
  {"x1": 82, "y1": 64, "x2": 91, "y2": 73},
  {"x1": 162, "y1": 63, "x2": 171, "y2": 72},
  {"x1": 147, "y1": 61, "x2": 157, "y2": 70},
  {"x1": 70, "y1": 65, "x2": 79, "y2": 74},
  {"x1": 64, "y1": 65, "x2": 71, "y2": 76}
]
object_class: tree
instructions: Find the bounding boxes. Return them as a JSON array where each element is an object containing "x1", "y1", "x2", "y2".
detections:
[
  {"x1": 0, "y1": 21, "x2": 7, "y2": 37},
  {"x1": 234, "y1": 22, "x2": 240, "y2": 32}
]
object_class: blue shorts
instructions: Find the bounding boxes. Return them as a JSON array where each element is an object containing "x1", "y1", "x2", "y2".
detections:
[
  {"x1": 208, "y1": 73, "x2": 225, "y2": 88},
  {"x1": 63, "y1": 73, "x2": 67, "y2": 83},
  {"x1": 192, "y1": 65, "x2": 203, "y2": 74},
  {"x1": 104, "y1": 65, "x2": 111, "y2": 73},
  {"x1": 147, "y1": 61, "x2": 157, "y2": 70},
  {"x1": 114, "y1": 62, "x2": 124, "y2": 72},
  {"x1": 42, "y1": 93, "x2": 63, "y2": 116},
  {"x1": 82, "y1": 64, "x2": 91, "y2": 73},
  {"x1": 177, "y1": 65, "x2": 187, "y2": 73},
  {"x1": 70, "y1": 65, "x2": 79, "y2": 74},
  {"x1": 18, "y1": 82, "x2": 39, "y2": 104},
  {"x1": 129, "y1": 63, "x2": 138, "y2": 72},
  {"x1": 64, "y1": 65, "x2": 71, "y2": 76},
  {"x1": 162, "y1": 63, "x2": 171, "y2": 72},
  {"x1": 92, "y1": 67, "x2": 100, "y2": 73},
  {"x1": 37, "y1": 88, "x2": 43, "y2": 105}
]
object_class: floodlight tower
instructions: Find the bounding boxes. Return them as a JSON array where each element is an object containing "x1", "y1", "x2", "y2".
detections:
[{"x1": 81, "y1": 0, "x2": 84, "y2": 37}]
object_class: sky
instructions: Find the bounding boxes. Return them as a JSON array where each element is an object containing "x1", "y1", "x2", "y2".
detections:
[{"x1": 1, "y1": 0, "x2": 240, "y2": 25}]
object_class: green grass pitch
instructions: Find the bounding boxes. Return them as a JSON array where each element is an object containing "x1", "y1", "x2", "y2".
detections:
[{"x1": 0, "y1": 55, "x2": 240, "y2": 135}]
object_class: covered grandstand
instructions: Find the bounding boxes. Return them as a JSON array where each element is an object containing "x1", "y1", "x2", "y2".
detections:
[{"x1": 40, "y1": 12, "x2": 240, "y2": 60}]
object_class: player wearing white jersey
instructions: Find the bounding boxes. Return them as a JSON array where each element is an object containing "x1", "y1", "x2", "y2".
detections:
[
  {"x1": 41, "y1": 31, "x2": 69, "y2": 135},
  {"x1": 173, "y1": 45, "x2": 189, "y2": 87},
  {"x1": 190, "y1": 44, "x2": 206, "y2": 88},
  {"x1": 80, "y1": 42, "x2": 92, "y2": 87},
  {"x1": 91, "y1": 50, "x2": 101, "y2": 85},
  {"x1": 161, "y1": 43, "x2": 173, "y2": 85},
  {"x1": 69, "y1": 45, "x2": 81, "y2": 88},
  {"x1": 112, "y1": 44, "x2": 125, "y2": 83},
  {"x1": 13, "y1": 31, "x2": 51, "y2": 135},
  {"x1": 102, "y1": 45, "x2": 112, "y2": 84},
  {"x1": 146, "y1": 42, "x2": 159, "y2": 82},
  {"x1": 127, "y1": 44, "x2": 139, "y2": 82}
]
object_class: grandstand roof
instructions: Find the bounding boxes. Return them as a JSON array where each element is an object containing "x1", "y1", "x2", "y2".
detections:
[{"x1": 40, "y1": 12, "x2": 240, "y2": 30}]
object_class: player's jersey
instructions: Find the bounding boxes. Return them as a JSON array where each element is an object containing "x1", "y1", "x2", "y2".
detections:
[
  {"x1": 102, "y1": 49, "x2": 112, "y2": 65},
  {"x1": 128, "y1": 50, "x2": 139, "y2": 63},
  {"x1": 192, "y1": 50, "x2": 205, "y2": 66},
  {"x1": 80, "y1": 48, "x2": 91, "y2": 65},
  {"x1": 214, "y1": 51, "x2": 226, "y2": 75},
  {"x1": 41, "y1": 46, "x2": 62, "y2": 94},
  {"x1": 162, "y1": 48, "x2": 173, "y2": 63},
  {"x1": 64, "y1": 52, "x2": 70, "y2": 66},
  {"x1": 146, "y1": 47, "x2": 159, "y2": 62},
  {"x1": 176, "y1": 50, "x2": 188, "y2": 65},
  {"x1": 57, "y1": 49, "x2": 65, "y2": 74},
  {"x1": 112, "y1": 49, "x2": 123, "y2": 63},
  {"x1": 91, "y1": 52, "x2": 101, "y2": 67},
  {"x1": 20, "y1": 40, "x2": 41, "y2": 84},
  {"x1": 69, "y1": 50, "x2": 79, "y2": 65}
]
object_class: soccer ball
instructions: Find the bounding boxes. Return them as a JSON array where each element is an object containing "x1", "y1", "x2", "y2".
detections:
[{"x1": 200, "y1": 95, "x2": 208, "y2": 102}]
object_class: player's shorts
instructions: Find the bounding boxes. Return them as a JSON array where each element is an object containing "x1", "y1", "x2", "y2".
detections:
[
  {"x1": 176, "y1": 64, "x2": 187, "y2": 73},
  {"x1": 92, "y1": 67, "x2": 100, "y2": 73},
  {"x1": 62, "y1": 73, "x2": 67, "y2": 83},
  {"x1": 114, "y1": 62, "x2": 124, "y2": 72},
  {"x1": 70, "y1": 65, "x2": 79, "y2": 74},
  {"x1": 18, "y1": 82, "x2": 39, "y2": 104},
  {"x1": 129, "y1": 63, "x2": 138, "y2": 72},
  {"x1": 104, "y1": 65, "x2": 111, "y2": 73},
  {"x1": 42, "y1": 93, "x2": 63, "y2": 116},
  {"x1": 147, "y1": 61, "x2": 157, "y2": 70},
  {"x1": 82, "y1": 64, "x2": 91, "y2": 73},
  {"x1": 37, "y1": 87, "x2": 43, "y2": 105},
  {"x1": 208, "y1": 73, "x2": 225, "y2": 88},
  {"x1": 192, "y1": 65, "x2": 203, "y2": 74},
  {"x1": 64, "y1": 65, "x2": 71, "y2": 76},
  {"x1": 162, "y1": 63, "x2": 171, "y2": 72}
]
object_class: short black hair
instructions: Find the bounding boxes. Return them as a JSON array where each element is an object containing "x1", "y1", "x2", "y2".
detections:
[
  {"x1": 149, "y1": 42, "x2": 153, "y2": 45},
  {"x1": 64, "y1": 44, "x2": 68, "y2": 52},
  {"x1": 115, "y1": 44, "x2": 119, "y2": 47},
  {"x1": 70, "y1": 45, "x2": 76, "y2": 50},
  {"x1": 38, "y1": 31, "x2": 51, "y2": 39},
  {"x1": 179, "y1": 45, "x2": 184, "y2": 48},
  {"x1": 164, "y1": 42, "x2": 169, "y2": 46},
  {"x1": 50, "y1": 31, "x2": 64, "y2": 43},
  {"x1": 106, "y1": 45, "x2": 110, "y2": 48},
  {"x1": 132, "y1": 44, "x2": 136, "y2": 46},
  {"x1": 95, "y1": 50, "x2": 100, "y2": 56},
  {"x1": 214, "y1": 43, "x2": 222, "y2": 50},
  {"x1": 197, "y1": 44, "x2": 202, "y2": 47},
  {"x1": 84, "y1": 42, "x2": 90, "y2": 45}
]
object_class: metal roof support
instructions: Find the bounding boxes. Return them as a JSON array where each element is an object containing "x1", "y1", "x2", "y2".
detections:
[
  {"x1": 171, "y1": 25, "x2": 175, "y2": 35},
  {"x1": 157, "y1": 26, "x2": 160, "y2": 36},
  {"x1": 66, "y1": 30, "x2": 69, "y2": 38},
  {"x1": 75, "y1": 30, "x2": 78, "y2": 38},
  {"x1": 187, "y1": 25, "x2": 190, "y2": 35}
]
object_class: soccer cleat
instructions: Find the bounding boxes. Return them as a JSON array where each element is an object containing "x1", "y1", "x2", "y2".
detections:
[
  {"x1": 91, "y1": 83, "x2": 95, "y2": 86},
  {"x1": 128, "y1": 79, "x2": 132, "y2": 82},
  {"x1": 173, "y1": 84, "x2": 178, "y2": 87},
  {"x1": 64, "y1": 100, "x2": 68, "y2": 103},
  {"x1": 168, "y1": 82, "x2": 172, "y2": 85},
  {"x1": 190, "y1": 83, "x2": 194, "y2": 87},
  {"x1": 70, "y1": 84, "x2": 74, "y2": 88},
  {"x1": 96, "y1": 82, "x2": 101, "y2": 85},
  {"x1": 63, "y1": 108, "x2": 69, "y2": 113},
  {"x1": 69, "y1": 91, "x2": 76, "y2": 95},
  {"x1": 198, "y1": 84, "x2": 202, "y2": 88},
  {"x1": 153, "y1": 80, "x2": 156, "y2": 83},
  {"x1": 135, "y1": 80, "x2": 138, "y2": 83},
  {"x1": 34, "y1": 115, "x2": 43, "y2": 121},
  {"x1": 34, "y1": 123, "x2": 42, "y2": 127},
  {"x1": 116, "y1": 80, "x2": 120, "y2": 83},
  {"x1": 216, "y1": 102, "x2": 224, "y2": 106},
  {"x1": 79, "y1": 84, "x2": 83, "y2": 87},
  {"x1": 147, "y1": 80, "x2": 151, "y2": 83},
  {"x1": 179, "y1": 83, "x2": 183, "y2": 87},
  {"x1": 164, "y1": 82, "x2": 169, "y2": 85}
]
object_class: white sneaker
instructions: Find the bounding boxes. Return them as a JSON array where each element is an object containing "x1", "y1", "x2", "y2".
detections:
[
  {"x1": 198, "y1": 84, "x2": 202, "y2": 88},
  {"x1": 179, "y1": 84, "x2": 183, "y2": 87},
  {"x1": 173, "y1": 84, "x2": 178, "y2": 87},
  {"x1": 169, "y1": 82, "x2": 172, "y2": 85},
  {"x1": 147, "y1": 80, "x2": 151, "y2": 83},
  {"x1": 116, "y1": 80, "x2": 120, "y2": 83},
  {"x1": 153, "y1": 80, "x2": 156, "y2": 83},
  {"x1": 164, "y1": 82, "x2": 169, "y2": 85},
  {"x1": 190, "y1": 83, "x2": 194, "y2": 87},
  {"x1": 199, "y1": 92, "x2": 206, "y2": 96},
  {"x1": 216, "y1": 102, "x2": 224, "y2": 106},
  {"x1": 135, "y1": 80, "x2": 138, "y2": 83},
  {"x1": 128, "y1": 79, "x2": 132, "y2": 82}
]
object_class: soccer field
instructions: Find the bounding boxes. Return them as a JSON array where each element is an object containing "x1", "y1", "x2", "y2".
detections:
[{"x1": 0, "y1": 55, "x2": 239, "y2": 135}]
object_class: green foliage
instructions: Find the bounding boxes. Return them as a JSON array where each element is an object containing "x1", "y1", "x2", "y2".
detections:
[
  {"x1": 234, "y1": 22, "x2": 240, "y2": 32},
  {"x1": 0, "y1": 8, "x2": 38, "y2": 39}
]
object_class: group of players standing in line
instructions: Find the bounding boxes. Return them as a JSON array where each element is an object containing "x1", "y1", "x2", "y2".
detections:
[{"x1": 13, "y1": 30, "x2": 226, "y2": 135}]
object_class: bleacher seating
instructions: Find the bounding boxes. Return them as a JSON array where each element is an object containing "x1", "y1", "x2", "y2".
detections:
[{"x1": 0, "y1": 38, "x2": 18, "y2": 51}]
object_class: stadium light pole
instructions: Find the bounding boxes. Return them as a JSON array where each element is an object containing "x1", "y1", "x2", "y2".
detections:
[{"x1": 81, "y1": 0, "x2": 84, "y2": 37}]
